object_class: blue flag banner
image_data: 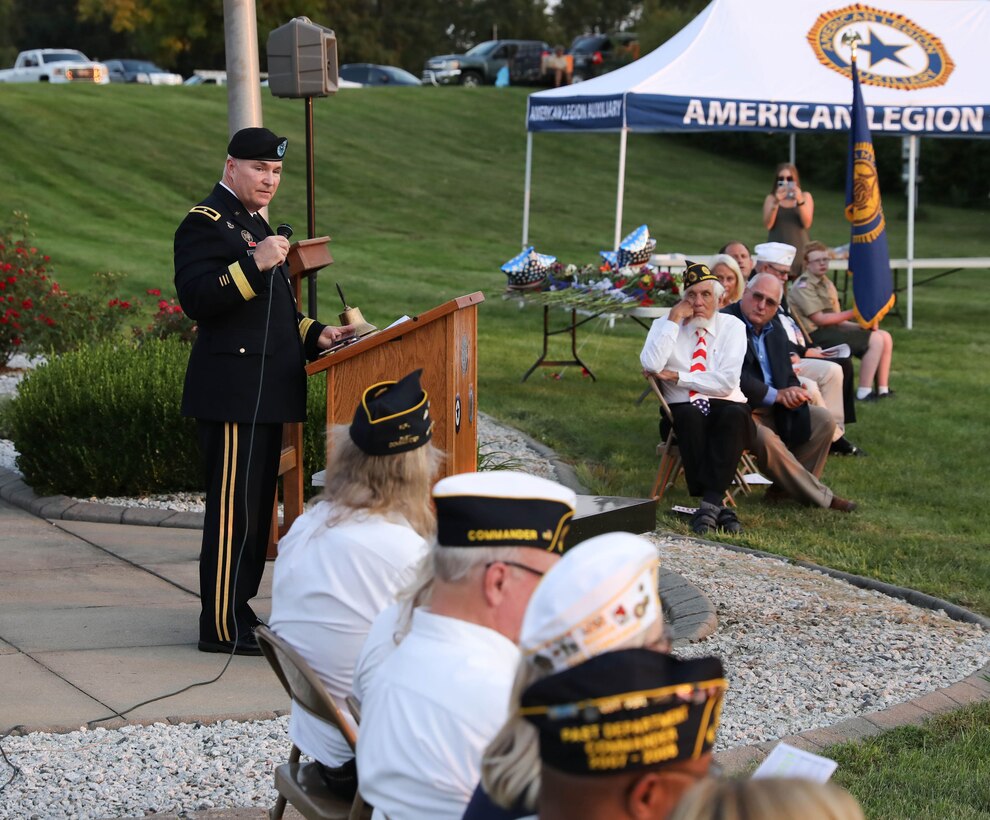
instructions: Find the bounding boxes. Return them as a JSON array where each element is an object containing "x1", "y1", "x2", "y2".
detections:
[{"x1": 845, "y1": 58, "x2": 895, "y2": 328}]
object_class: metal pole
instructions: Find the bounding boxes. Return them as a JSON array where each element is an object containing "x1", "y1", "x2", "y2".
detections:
[
  {"x1": 223, "y1": 0, "x2": 263, "y2": 136},
  {"x1": 223, "y1": 0, "x2": 265, "y2": 215},
  {"x1": 522, "y1": 131, "x2": 533, "y2": 248},
  {"x1": 788, "y1": 132, "x2": 796, "y2": 165},
  {"x1": 614, "y1": 127, "x2": 628, "y2": 250},
  {"x1": 906, "y1": 134, "x2": 918, "y2": 329},
  {"x1": 305, "y1": 96, "x2": 318, "y2": 317}
]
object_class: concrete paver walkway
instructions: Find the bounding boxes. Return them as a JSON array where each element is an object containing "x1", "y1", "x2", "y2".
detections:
[{"x1": 0, "y1": 502, "x2": 286, "y2": 733}]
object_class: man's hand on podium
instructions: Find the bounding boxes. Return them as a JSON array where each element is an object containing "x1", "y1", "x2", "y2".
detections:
[{"x1": 318, "y1": 324, "x2": 357, "y2": 350}]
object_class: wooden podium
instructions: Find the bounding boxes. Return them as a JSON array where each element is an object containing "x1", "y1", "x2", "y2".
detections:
[{"x1": 270, "y1": 290, "x2": 485, "y2": 557}]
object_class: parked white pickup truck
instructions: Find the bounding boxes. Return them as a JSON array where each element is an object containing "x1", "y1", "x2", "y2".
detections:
[{"x1": 0, "y1": 49, "x2": 110, "y2": 84}]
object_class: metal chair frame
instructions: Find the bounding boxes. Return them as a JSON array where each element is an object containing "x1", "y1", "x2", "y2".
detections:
[
  {"x1": 646, "y1": 376, "x2": 760, "y2": 506},
  {"x1": 255, "y1": 625, "x2": 369, "y2": 820}
]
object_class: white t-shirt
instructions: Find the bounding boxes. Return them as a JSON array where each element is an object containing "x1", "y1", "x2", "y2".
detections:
[
  {"x1": 357, "y1": 608, "x2": 521, "y2": 820},
  {"x1": 268, "y1": 500, "x2": 429, "y2": 766},
  {"x1": 352, "y1": 599, "x2": 408, "y2": 705}
]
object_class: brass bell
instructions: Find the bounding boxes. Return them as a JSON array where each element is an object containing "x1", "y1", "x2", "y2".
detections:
[{"x1": 339, "y1": 306, "x2": 377, "y2": 338}]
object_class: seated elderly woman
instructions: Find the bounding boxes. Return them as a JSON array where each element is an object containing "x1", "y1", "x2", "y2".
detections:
[
  {"x1": 268, "y1": 370, "x2": 441, "y2": 800},
  {"x1": 710, "y1": 253, "x2": 746, "y2": 308}
]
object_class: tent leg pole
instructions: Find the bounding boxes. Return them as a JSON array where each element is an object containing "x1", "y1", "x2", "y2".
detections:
[
  {"x1": 614, "y1": 127, "x2": 628, "y2": 250},
  {"x1": 522, "y1": 132, "x2": 534, "y2": 249},
  {"x1": 906, "y1": 135, "x2": 917, "y2": 330}
]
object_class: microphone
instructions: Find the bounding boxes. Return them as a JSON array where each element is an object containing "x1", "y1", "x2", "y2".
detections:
[{"x1": 276, "y1": 223, "x2": 293, "y2": 239}]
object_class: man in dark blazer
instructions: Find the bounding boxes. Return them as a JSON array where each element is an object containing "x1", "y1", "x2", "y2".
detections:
[
  {"x1": 175, "y1": 127, "x2": 352, "y2": 654},
  {"x1": 722, "y1": 272, "x2": 856, "y2": 513}
]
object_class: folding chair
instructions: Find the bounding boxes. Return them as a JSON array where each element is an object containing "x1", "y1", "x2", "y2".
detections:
[
  {"x1": 645, "y1": 376, "x2": 759, "y2": 505},
  {"x1": 345, "y1": 695, "x2": 362, "y2": 725},
  {"x1": 254, "y1": 625, "x2": 370, "y2": 820}
]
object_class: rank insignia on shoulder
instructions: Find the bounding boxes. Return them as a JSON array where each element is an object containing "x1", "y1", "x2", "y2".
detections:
[{"x1": 189, "y1": 206, "x2": 221, "y2": 222}]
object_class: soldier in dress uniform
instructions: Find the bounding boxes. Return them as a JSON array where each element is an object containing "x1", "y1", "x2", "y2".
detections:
[{"x1": 174, "y1": 126, "x2": 352, "y2": 655}]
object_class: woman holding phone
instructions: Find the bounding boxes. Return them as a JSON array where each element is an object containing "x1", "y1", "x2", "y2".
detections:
[{"x1": 763, "y1": 162, "x2": 814, "y2": 277}]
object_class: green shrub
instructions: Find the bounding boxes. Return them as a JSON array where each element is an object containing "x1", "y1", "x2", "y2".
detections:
[{"x1": 8, "y1": 338, "x2": 201, "y2": 496}]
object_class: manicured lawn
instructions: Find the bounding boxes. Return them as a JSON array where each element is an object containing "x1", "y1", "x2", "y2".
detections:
[{"x1": 829, "y1": 700, "x2": 990, "y2": 819}]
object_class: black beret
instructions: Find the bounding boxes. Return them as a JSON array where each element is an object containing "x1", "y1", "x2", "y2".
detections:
[
  {"x1": 349, "y1": 369, "x2": 433, "y2": 456},
  {"x1": 520, "y1": 648, "x2": 726, "y2": 775},
  {"x1": 682, "y1": 261, "x2": 719, "y2": 290},
  {"x1": 227, "y1": 127, "x2": 288, "y2": 161}
]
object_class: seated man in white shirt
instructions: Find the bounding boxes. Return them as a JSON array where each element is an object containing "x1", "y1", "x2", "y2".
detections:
[
  {"x1": 640, "y1": 261, "x2": 754, "y2": 536},
  {"x1": 356, "y1": 471, "x2": 577, "y2": 820},
  {"x1": 267, "y1": 369, "x2": 440, "y2": 799}
]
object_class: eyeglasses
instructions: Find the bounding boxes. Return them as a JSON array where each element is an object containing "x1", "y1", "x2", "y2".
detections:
[
  {"x1": 777, "y1": 175, "x2": 794, "y2": 182},
  {"x1": 486, "y1": 560, "x2": 546, "y2": 579},
  {"x1": 806, "y1": 256, "x2": 830, "y2": 265},
  {"x1": 767, "y1": 264, "x2": 790, "y2": 277},
  {"x1": 750, "y1": 292, "x2": 780, "y2": 308}
]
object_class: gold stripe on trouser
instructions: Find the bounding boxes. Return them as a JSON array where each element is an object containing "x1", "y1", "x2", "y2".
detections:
[{"x1": 215, "y1": 423, "x2": 238, "y2": 642}]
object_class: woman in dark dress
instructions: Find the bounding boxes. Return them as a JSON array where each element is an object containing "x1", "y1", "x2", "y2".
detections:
[{"x1": 763, "y1": 162, "x2": 815, "y2": 278}]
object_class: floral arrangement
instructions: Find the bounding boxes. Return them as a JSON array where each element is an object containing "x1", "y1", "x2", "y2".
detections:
[
  {"x1": 501, "y1": 226, "x2": 681, "y2": 313},
  {"x1": 513, "y1": 260, "x2": 682, "y2": 312}
]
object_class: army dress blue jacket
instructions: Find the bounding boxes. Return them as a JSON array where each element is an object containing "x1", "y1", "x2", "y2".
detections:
[{"x1": 174, "y1": 183, "x2": 326, "y2": 423}]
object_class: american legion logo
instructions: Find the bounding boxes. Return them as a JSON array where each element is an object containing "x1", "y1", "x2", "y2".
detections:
[{"x1": 808, "y1": 4, "x2": 954, "y2": 90}]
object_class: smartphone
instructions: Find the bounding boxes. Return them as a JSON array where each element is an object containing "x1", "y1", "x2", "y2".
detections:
[{"x1": 786, "y1": 181, "x2": 796, "y2": 199}]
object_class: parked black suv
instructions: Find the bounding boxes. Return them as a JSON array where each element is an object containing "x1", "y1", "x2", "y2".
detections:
[
  {"x1": 568, "y1": 32, "x2": 639, "y2": 82},
  {"x1": 423, "y1": 39, "x2": 551, "y2": 86}
]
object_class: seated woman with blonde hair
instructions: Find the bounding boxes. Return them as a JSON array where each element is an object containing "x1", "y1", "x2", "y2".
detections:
[
  {"x1": 669, "y1": 776, "x2": 864, "y2": 820},
  {"x1": 710, "y1": 253, "x2": 746, "y2": 308},
  {"x1": 462, "y1": 532, "x2": 669, "y2": 820}
]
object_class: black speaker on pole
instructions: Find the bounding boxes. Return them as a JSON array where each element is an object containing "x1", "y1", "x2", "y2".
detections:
[{"x1": 267, "y1": 16, "x2": 338, "y2": 99}]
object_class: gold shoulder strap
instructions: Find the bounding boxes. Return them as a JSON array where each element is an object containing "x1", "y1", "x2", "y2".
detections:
[{"x1": 189, "y1": 205, "x2": 221, "y2": 222}]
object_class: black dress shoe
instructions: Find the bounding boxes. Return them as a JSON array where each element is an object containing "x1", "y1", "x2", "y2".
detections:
[
  {"x1": 198, "y1": 633, "x2": 263, "y2": 656},
  {"x1": 876, "y1": 389, "x2": 896, "y2": 399},
  {"x1": 830, "y1": 437, "x2": 867, "y2": 457}
]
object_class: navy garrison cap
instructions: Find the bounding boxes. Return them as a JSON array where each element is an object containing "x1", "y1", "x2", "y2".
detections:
[
  {"x1": 350, "y1": 370, "x2": 433, "y2": 456},
  {"x1": 520, "y1": 648, "x2": 727, "y2": 775},
  {"x1": 227, "y1": 127, "x2": 288, "y2": 161},
  {"x1": 432, "y1": 471, "x2": 577, "y2": 554}
]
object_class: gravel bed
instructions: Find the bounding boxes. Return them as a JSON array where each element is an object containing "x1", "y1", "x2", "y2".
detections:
[
  {"x1": 0, "y1": 362, "x2": 987, "y2": 817},
  {"x1": 653, "y1": 535, "x2": 990, "y2": 747}
]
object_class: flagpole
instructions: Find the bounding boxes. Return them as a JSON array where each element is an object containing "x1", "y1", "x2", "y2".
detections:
[
  {"x1": 906, "y1": 135, "x2": 918, "y2": 329},
  {"x1": 522, "y1": 131, "x2": 534, "y2": 249},
  {"x1": 614, "y1": 126, "x2": 628, "y2": 250},
  {"x1": 842, "y1": 33, "x2": 895, "y2": 331}
]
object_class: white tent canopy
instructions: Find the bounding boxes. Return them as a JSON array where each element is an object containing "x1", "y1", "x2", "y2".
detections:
[{"x1": 521, "y1": 0, "x2": 990, "y2": 327}]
